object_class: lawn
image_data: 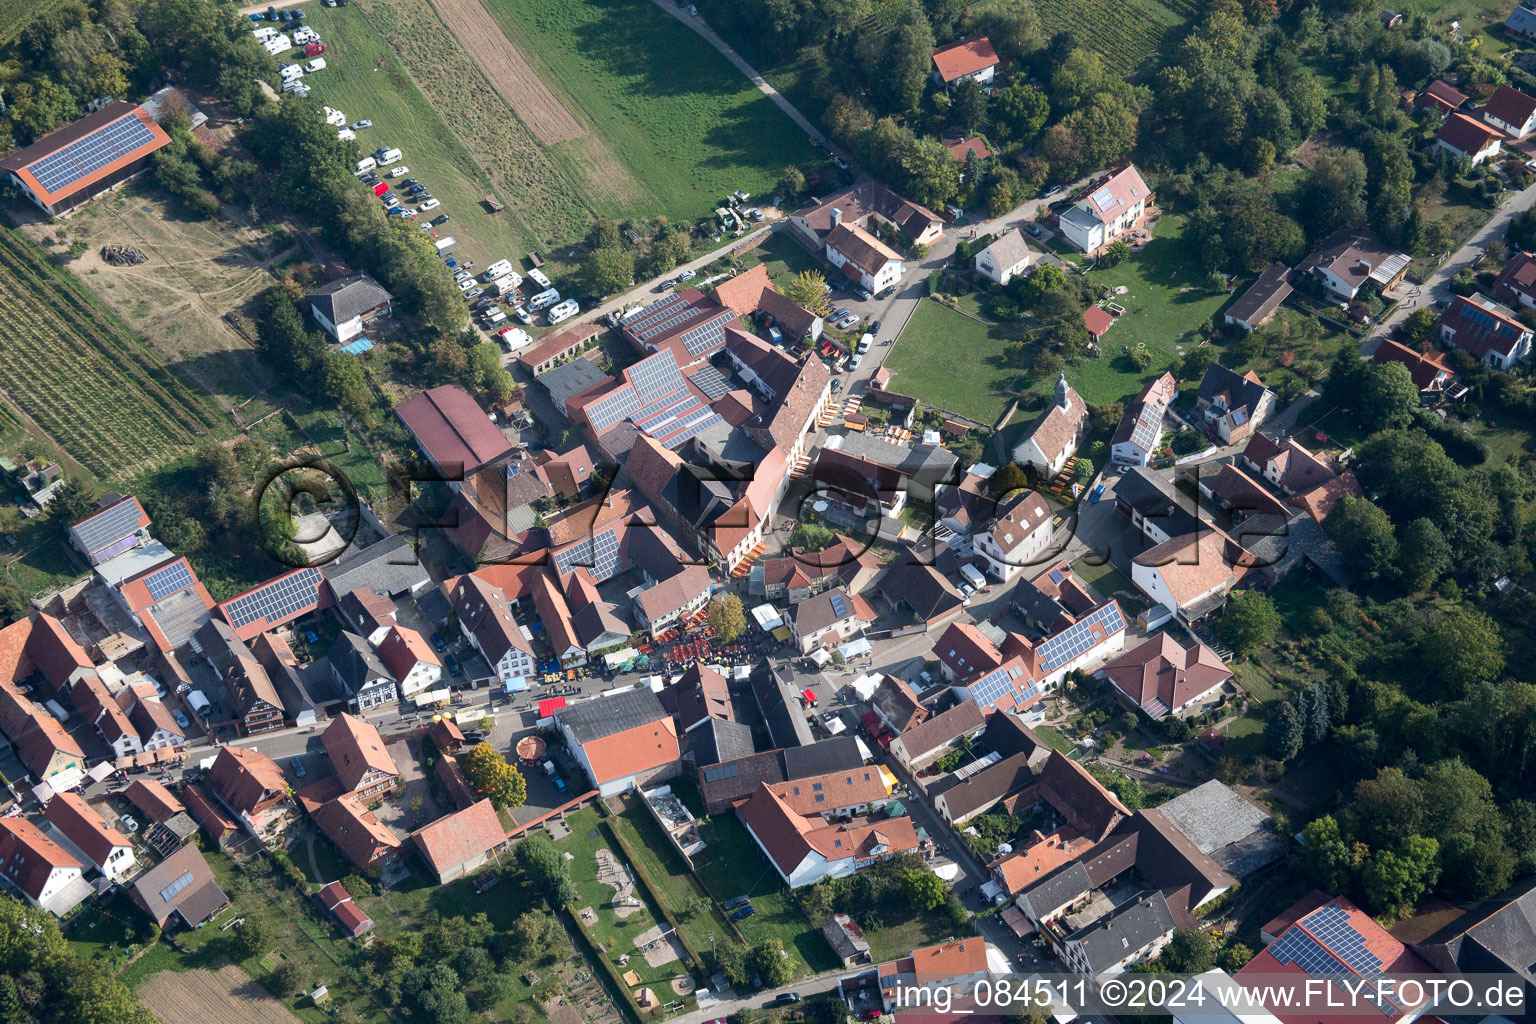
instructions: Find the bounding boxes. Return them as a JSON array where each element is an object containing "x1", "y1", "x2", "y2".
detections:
[
  {"x1": 1031, "y1": 724, "x2": 1076, "y2": 754},
  {"x1": 1069, "y1": 557, "x2": 1136, "y2": 603},
  {"x1": 886, "y1": 299, "x2": 1017, "y2": 425},
  {"x1": 1066, "y1": 214, "x2": 1232, "y2": 403},
  {"x1": 300, "y1": 0, "x2": 571, "y2": 267},
  {"x1": 683, "y1": 797, "x2": 840, "y2": 974},
  {"x1": 553, "y1": 806, "x2": 694, "y2": 993},
  {"x1": 743, "y1": 231, "x2": 825, "y2": 289},
  {"x1": 608, "y1": 802, "x2": 744, "y2": 965},
  {"x1": 477, "y1": 0, "x2": 824, "y2": 229}
]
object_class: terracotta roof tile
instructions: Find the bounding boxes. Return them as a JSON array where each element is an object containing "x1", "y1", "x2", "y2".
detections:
[
  {"x1": 411, "y1": 798, "x2": 504, "y2": 878},
  {"x1": 322, "y1": 714, "x2": 398, "y2": 793},
  {"x1": 931, "y1": 37, "x2": 999, "y2": 82}
]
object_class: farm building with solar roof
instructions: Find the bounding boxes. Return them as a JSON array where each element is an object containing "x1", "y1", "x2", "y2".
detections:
[{"x1": 0, "y1": 102, "x2": 171, "y2": 217}]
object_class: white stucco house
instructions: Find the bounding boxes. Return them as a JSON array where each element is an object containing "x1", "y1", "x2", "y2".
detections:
[{"x1": 974, "y1": 229, "x2": 1033, "y2": 285}]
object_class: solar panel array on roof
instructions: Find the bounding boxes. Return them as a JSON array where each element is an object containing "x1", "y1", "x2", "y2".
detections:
[
  {"x1": 688, "y1": 366, "x2": 732, "y2": 400},
  {"x1": 1092, "y1": 187, "x2": 1116, "y2": 212},
  {"x1": 158, "y1": 869, "x2": 196, "y2": 903},
  {"x1": 1299, "y1": 903, "x2": 1383, "y2": 973},
  {"x1": 678, "y1": 311, "x2": 734, "y2": 356},
  {"x1": 1038, "y1": 603, "x2": 1124, "y2": 673},
  {"x1": 702, "y1": 762, "x2": 739, "y2": 781},
  {"x1": 828, "y1": 592, "x2": 848, "y2": 618},
  {"x1": 1269, "y1": 928, "x2": 1344, "y2": 975},
  {"x1": 27, "y1": 111, "x2": 156, "y2": 196},
  {"x1": 660, "y1": 412, "x2": 723, "y2": 450},
  {"x1": 629, "y1": 351, "x2": 686, "y2": 404},
  {"x1": 1128, "y1": 403, "x2": 1163, "y2": 452},
  {"x1": 553, "y1": 526, "x2": 622, "y2": 582},
  {"x1": 72, "y1": 498, "x2": 145, "y2": 555},
  {"x1": 143, "y1": 560, "x2": 194, "y2": 602},
  {"x1": 585, "y1": 387, "x2": 643, "y2": 433},
  {"x1": 1048, "y1": 569, "x2": 1066, "y2": 585},
  {"x1": 222, "y1": 568, "x2": 324, "y2": 630}
]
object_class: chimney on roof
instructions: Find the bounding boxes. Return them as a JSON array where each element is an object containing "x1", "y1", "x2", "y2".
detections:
[{"x1": 830, "y1": 208, "x2": 843, "y2": 228}]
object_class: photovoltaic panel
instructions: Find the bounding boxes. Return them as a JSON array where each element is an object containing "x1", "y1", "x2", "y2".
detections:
[
  {"x1": 661, "y1": 413, "x2": 723, "y2": 449},
  {"x1": 628, "y1": 350, "x2": 685, "y2": 404},
  {"x1": 688, "y1": 366, "x2": 732, "y2": 400},
  {"x1": 828, "y1": 592, "x2": 848, "y2": 618},
  {"x1": 1038, "y1": 603, "x2": 1125, "y2": 673},
  {"x1": 143, "y1": 560, "x2": 194, "y2": 602},
  {"x1": 27, "y1": 112, "x2": 157, "y2": 196},
  {"x1": 1269, "y1": 929, "x2": 1341, "y2": 975},
  {"x1": 1298, "y1": 903, "x2": 1382, "y2": 974},
  {"x1": 222, "y1": 568, "x2": 324, "y2": 631},
  {"x1": 71, "y1": 498, "x2": 145, "y2": 555}
]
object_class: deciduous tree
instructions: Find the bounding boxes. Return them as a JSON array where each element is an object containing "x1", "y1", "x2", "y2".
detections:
[{"x1": 463, "y1": 743, "x2": 527, "y2": 810}]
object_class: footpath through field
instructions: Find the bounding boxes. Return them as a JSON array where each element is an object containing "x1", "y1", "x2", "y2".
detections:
[{"x1": 645, "y1": 0, "x2": 853, "y2": 167}]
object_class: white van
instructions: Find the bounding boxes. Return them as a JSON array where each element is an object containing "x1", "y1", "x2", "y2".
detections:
[
  {"x1": 356, "y1": 157, "x2": 378, "y2": 174},
  {"x1": 527, "y1": 267, "x2": 552, "y2": 289},
  {"x1": 547, "y1": 298, "x2": 579, "y2": 324},
  {"x1": 376, "y1": 146, "x2": 402, "y2": 165},
  {"x1": 279, "y1": 63, "x2": 303, "y2": 81},
  {"x1": 305, "y1": 57, "x2": 327, "y2": 73},
  {"x1": 481, "y1": 259, "x2": 513, "y2": 282},
  {"x1": 528, "y1": 287, "x2": 561, "y2": 311}
]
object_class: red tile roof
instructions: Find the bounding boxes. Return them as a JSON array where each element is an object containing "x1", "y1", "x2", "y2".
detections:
[
  {"x1": 313, "y1": 793, "x2": 401, "y2": 869},
  {"x1": 581, "y1": 717, "x2": 680, "y2": 785},
  {"x1": 1421, "y1": 79, "x2": 1469, "y2": 112},
  {"x1": 1440, "y1": 292, "x2": 1531, "y2": 360},
  {"x1": 396, "y1": 384, "x2": 514, "y2": 474},
  {"x1": 317, "y1": 880, "x2": 373, "y2": 936},
  {"x1": 207, "y1": 745, "x2": 288, "y2": 816},
  {"x1": 1082, "y1": 306, "x2": 1115, "y2": 340},
  {"x1": 45, "y1": 792, "x2": 130, "y2": 868},
  {"x1": 410, "y1": 798, "x2": 504, "y2": 879},
  {"x1": 1437, "y1": 112, "x2": 1502, "y2": 156},
  {"x1": 1100, "y1": 633, "x2": 1231, "y2": 716},
  {"x1": 711, "y1": 264, "x2": 771, "y2": 320},
  {"x1": 1371, "y1": 338, "x2": 1454, "y2": 391},
  {"x1": 944, "y1": 136, "x2": 992, "y2": 162},
  {"x1": 125, "y1": 779, "x2": 186, "y2": 823},
  {"x1": 931, "y1": 37, "x2": 999, "y2": 82},
  {"x1": 1288, "y1": 469, "x2": 1365, "y2": 524},
  {"x1": 0, "y1": 817, "x2": 79, "y2": 901},
  {"x1": 377, "y1": 625, "x2": 440, "y2": 680},
  {"x1": 1483, "y1": 84, "x2": 1536, "y2": 130},
  {"x1": 0, "y1": 104, "x2": 170, "y2": 207},
  {"x1": 321, "y1": 714, "x2": 398, "y2": 794}
]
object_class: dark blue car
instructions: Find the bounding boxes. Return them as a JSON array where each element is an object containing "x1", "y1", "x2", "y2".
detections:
[
  {"x1": 445, "y1": 654, "x2": 463, "y2": 677},
  {"x1": 730, "y1": 904, "x2": 755, "y2": 921},
  {"x1": 430, "y1": 632, "x2": 448, "y2": 653}
]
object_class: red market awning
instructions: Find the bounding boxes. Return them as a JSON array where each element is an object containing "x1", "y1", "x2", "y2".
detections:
[{"x1": 537, "y1": 697, "x2": 567, "y2": 718}]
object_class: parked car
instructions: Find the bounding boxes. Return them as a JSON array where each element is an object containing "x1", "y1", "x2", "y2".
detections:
[
  {"x1": 852, "y1": 286, "x2": 871, "y2": 301},
  {"x1": 401, "y1": 178, "x2": 418, "y2": 187},
  {"x1": 430, "y1": 632, "x2": 448, "y2": 652},
  {"x1": 831, "y1": 307, "x2": 850, "y2": 320},
  {"x1": 360, "y1": 174, "x2": 378, "y2": 185},
  {"x1": 454, "y1": 270, "x2": 472, "y2": 282},
  {"x1": 464, "y1": 287, "x2": 484, "y2": 300},
  {"x1": 458, "y1": 279, "x2": 476, "y2": 292},
  {"x1": 553, "y1": 776, "x2": 568, "y2": 793},
  {"x1": 830, "y1": 378, "x2": 842, "y2": 391},
  {"x1": 868, "y1": 319, "x2": 881, "y2": 334},
  {"x1": 513, "y1": 306, "x2": 533, "y2": 324},
  {"x1": 733, "y1": 904, "x2": 757, "y2": 922},
  {"x1": 290, "y1": 757, "x2": 307, "y2": 778},
  {"x1": 350, "y1": 119, "x2": 372, "y2": 129},
  {"x1": 676, "y1": 269, "x2": 696, "y2": 282},
  {"x1": 723, "y1": 895, "x2": 751, "y2": 910},
  {"x1": 121, "y1": 816, "x2": 139, "y2": 833},
  {"x1": 430, "y1": 214, "x2": 450, "y2": 226},
  {"x1": 836, "y1": 314, "x2": 860, "y2": 330},
  {"x1": 769, "y1": 990, "x2": 796, "y2": 1003},
  {"x1": 419, "y1": 198, "x2": 441, "y2": 211},
  {"x1": 172, "y1": 708, "x2": 189, "y2": 729},
  {"x1": 388, "y1": 165, "x2": 409, "y2": 178},
  {"x1": 445, "y1": 654, "x2": 463, "y2": 677}
]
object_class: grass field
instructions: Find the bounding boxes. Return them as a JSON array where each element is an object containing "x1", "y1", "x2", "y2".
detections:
[
  {"x1": 478, "y1": 0, "x2": 822, "y2": 224},
  {"x1": 0, "y1": 224, "x2": 228, "y2": 482},
  {"x1": 885, "y1": 300, "x2": 1016, "y2": 425},
  {"x1": 303, "y1": 0, "x2": 816, "y2": 270},
  {"x1": 297, "y1": 0, "x2": 554, "y2": 270}
]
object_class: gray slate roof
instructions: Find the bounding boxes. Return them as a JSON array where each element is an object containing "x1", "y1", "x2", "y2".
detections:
[
  {"x1": 539, "y1": 356, "x2": 610, "y2": 404},
  {"x1": 332, "y1": 632, "x2": 395, "y2": 692},
  {"x1": 1064, "y1": 891, "x2": 1176, "y2": 973},
  {"x1": 309, "y1": 274, "x2": 392, "y2": 326},
  {"x1": 1019, "y1": 861, "x2": 1093, "y2": 920},
  {"x1": 552, "y1": 687, "x2": 668, "y2": 744},
  {"x1": 322, "y1": 534, "x2": 433, "y2": 600}
]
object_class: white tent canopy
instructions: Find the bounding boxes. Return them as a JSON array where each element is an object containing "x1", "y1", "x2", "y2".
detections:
[
  {"x1": 851, "y1": 673, "x2": 882, "y2": 701},
  {"x1": 809, "y1": 648, "x2": 831, "y2": 666},
  {"x1": 751, "y1": 604, "x2": 783, "y2": 631}
]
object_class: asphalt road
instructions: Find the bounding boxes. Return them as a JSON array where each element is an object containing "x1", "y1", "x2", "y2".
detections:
[{"x1": 1368, "y1": 180, "x2": 1536, "y2": 347}]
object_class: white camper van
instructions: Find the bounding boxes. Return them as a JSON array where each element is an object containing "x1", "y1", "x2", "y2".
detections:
[
  {"x1": 546, "y1": 298, "x2": 579, "y2": 325},
  {"x1": 481, "y1": 259, "x2": 513, "y2": 282}
]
